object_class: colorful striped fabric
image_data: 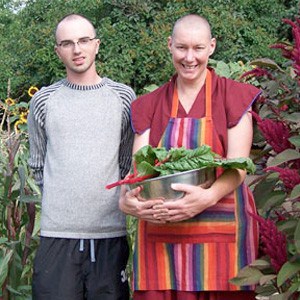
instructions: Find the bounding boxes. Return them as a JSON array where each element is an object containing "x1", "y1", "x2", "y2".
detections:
[
  {"x1": 133, "y1": 183, "x2": 258, "y2": 291},
  {"x1": 159, "y1": 118, "x2": 205, "y2": 150},
  {"x1": 146, "y1": 191, "x2": 236, "y2": 244},
  {"x1": 132, "y1": 69, "x2": 259, "y2": 292}
]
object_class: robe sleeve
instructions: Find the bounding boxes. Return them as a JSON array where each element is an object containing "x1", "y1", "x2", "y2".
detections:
[
  {"x1": 131, "y1": 94, "x2": 154, "y2": 134},
  {"x1": 224, "y1": 78, "x2": 261, "y2": 128}
]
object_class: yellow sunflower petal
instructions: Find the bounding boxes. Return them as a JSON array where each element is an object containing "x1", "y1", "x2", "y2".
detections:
[
  {"x1": 28, "y1": 86, "x2": 39, "y2": 97},
  {"x1": 20, "y1": 112, "x2": 28, "y2": 123},
  {"x1": 5, "y1": 98, "x2": 15, "y2": 106},
  {"x1": 14, "y1": 120, "x2": 23, "y2": 133}
]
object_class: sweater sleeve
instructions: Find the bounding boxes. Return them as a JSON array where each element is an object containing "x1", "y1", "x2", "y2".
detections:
[
  {"x1": 27, "y1": 90, "x2": 48, "y2": 190},
  {"x1": 106, "y1": 80, "x2": 136, "y2": 179},
  {"x1": 119, "y1": 87, "x2": 136, "y2": 178},
  {"x1": 27, "y1": 81, "x2": 62, "y2": 190}
]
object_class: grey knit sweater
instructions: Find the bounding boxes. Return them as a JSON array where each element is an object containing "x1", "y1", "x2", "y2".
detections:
[{"x1": 28, "y1": 77, "x2": 135, "y2": 239}]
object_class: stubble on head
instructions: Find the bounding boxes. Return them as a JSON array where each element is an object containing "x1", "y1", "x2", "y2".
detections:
[{"x1": 171, "y1": 14, "x2": 212, "y2": 41}]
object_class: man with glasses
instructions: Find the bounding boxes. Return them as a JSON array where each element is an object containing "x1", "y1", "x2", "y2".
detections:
[{"x1": 28, "y1": 13, "x2": 135, "y2": 300}]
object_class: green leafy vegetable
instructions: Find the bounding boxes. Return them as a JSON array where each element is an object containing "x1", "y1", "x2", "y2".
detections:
[
  {"x1": 106, "y1": 145, "x2": 256, "y2": 189},
  {"x1": 132, "y1": 145, "x2": 256, "y2": 176}
]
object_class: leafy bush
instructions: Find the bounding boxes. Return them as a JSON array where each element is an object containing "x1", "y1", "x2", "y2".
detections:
[{"x1": 0, "y1": 0, "x2": 299, "y2": 98}]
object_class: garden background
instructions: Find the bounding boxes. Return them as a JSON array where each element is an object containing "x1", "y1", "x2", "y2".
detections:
[{"x1": 0, "y1": 0, "x2": 299, "y2": 299}]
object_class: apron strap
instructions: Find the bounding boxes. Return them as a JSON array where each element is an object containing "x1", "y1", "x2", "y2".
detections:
[
  {"x1": 171, "y1": 84, "x2": 179, "y2": 118},
  {"x1": 205, "y1": 69, "x2": 212, "y2": 119},
  {"x1": 205, "y1": 69, "x2": 213, "y2": 147}
]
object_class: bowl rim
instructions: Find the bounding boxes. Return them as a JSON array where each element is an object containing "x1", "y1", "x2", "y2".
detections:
[{"x1": 128, "y1": 167, "x2": 214, "y2": 186}]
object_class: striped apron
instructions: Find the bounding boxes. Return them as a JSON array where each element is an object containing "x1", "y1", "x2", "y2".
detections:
[{"x1": 132, "y1": 70, "x2": 258, "y2": 292}]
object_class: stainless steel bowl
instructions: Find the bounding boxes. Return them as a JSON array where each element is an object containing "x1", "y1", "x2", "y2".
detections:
[{"x1": 127, "y1": 167, "x2": 215, "y2": 200}]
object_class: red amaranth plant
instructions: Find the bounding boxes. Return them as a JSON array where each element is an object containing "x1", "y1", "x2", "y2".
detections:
[
  {"x1": 271, "y1": 18, "x2": 300, "y2": 78},
  {"x1": 231, "y1": 15, "x2": 300, "y2": 298},
  {"x1": 241, "y1": 67, "x2": 273, "y2": 80},
  {"x1": 251, "y1": 111, "x2": 293, "y2": 154},
  {"x1": 252, "y1": 213, "x2": 288, "y2": 273},
  {"x1": 265, "y1": 166, "x2": 300, "y2": 191}
]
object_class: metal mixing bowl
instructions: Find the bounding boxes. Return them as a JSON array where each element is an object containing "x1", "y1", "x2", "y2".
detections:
[{"x1": 127, "y1": 167, "x2": 215, "y2": 200}]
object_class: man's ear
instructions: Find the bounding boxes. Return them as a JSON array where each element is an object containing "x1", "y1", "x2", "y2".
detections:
[
  {"x1": 54, "y1": 45, "x2": 62, "y2": 60},
  {"x1": 95, "y1": 38, "x2": 101, "y2": 55}
]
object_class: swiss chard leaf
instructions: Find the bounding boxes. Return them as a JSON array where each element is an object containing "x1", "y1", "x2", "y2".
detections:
[
  {"x1": 135, "y1": 161, "x2": 159, "y2": 177},
  {"x1": 132, "y1": 145, "x2": 256, "y2": 178}
]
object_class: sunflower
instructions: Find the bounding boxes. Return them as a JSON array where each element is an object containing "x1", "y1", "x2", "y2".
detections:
[
  {"x1": 28, "y1": 86, "x2": 39, "y2": 97},
  {"x1": 5, "y1": 98, "x2": 15, "y2": 106},
  {"x1": 20, "y1": 111, "x2": 28, "y2": 123},
  {"x1": 14, "y1": 120, "x2": 23, "y2": 133}
]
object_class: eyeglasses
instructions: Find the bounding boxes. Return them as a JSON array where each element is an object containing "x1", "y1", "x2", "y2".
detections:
[{"x1": 57, "y1": 37, "x2": 97, "y2": 49}]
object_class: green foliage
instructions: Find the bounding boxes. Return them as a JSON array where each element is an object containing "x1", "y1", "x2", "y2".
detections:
[
  {"x1": 0, "y1": 0, "x2": 299, "y2": 98},
  {"x1": 0, "y1": 90, "x2": 40, "y2": 300},
  {"x1": 0, "y1": 1, "x2": 300, "y2": 298},
  {"x1": 126, "y1": 215, "x2": 137, "y2": 299},
  {"x1": 230, "y1": 17, "x2": 300, "y2": 299}
]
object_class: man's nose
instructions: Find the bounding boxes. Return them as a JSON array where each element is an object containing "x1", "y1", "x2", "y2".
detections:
[{"x1": 73, "y1": 42, "x2": 81, "y2": 53}]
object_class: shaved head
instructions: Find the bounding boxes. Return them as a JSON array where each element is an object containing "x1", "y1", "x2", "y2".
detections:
[
  {"x1": 172, "y1": 14, "x2": 212, "y2": 39},
  {"x1": 167, "y1": 14, "x2": 216, "y2": 84},
  {"x1": 55, "y1": 14, "x2": 96, "y2": 41}
]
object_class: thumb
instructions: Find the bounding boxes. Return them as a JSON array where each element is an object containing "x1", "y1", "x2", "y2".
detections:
[
  {"x1": 171, "y1": 183, "x2": 192, "y2": 192},
  {"x1": 128, "y1": 185, "x2": 142, "y2": 197}
]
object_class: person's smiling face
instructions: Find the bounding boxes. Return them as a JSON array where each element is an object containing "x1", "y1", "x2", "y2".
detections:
[
  {"x1": 55, "y1": 17, "x2": 100, "y2": 79},
  {"x1": 168, "y1": 16, "x2": 216, "y2": 84}
]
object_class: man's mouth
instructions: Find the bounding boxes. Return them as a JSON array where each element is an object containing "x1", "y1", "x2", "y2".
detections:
[{"x1": 73, "y1": 57, "x2": 85, "y2": 65}]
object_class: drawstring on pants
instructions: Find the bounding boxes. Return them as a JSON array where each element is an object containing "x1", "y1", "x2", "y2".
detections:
[{"x1": 79, "y1": 239, "x2": 96, "y2": 262}]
